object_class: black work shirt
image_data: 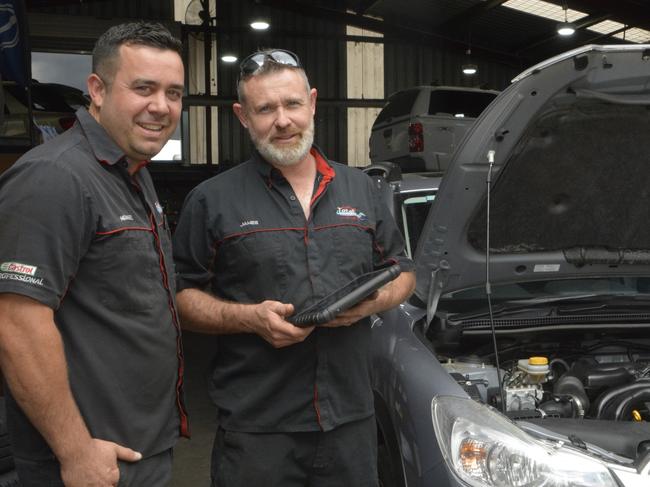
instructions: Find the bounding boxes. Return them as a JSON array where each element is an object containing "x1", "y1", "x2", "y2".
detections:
[
  {"x1": 173, "y1": 147, "x2": 413, "y2": 432},
  {"x1": 0, "y1": 108, "x2": 188, "y2": 460}
]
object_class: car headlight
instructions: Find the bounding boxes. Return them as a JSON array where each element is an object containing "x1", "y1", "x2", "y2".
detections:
[{"x1": 432, "y1": 396, "x2": 618, "y2": 486}]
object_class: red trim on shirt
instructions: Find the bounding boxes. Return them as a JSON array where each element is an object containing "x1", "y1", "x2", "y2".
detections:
[
  {"x1": 148, "y1": 212, "x2": 190, "y2": 438},
  {"x1": 96, "y1": 226, "x2": 152, "y2": 235},
  {"x1": 133, "y1": 160, "x2": 149, "y2": 173},
  {"x1": 218, "y1": 226, "x2": 305, "y2": 245},
  {"x1": 309, "y1": 149, "x2": 335, "y2": 207},
  {"x1": 313, "y1": 383, "x2": 323, "y2": 431},
  {"x1": 313, "y1": 223, "x2": 374, "y2": 233}
]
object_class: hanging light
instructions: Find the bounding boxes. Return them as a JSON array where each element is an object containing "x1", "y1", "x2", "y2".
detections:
[
  {"x1": 250, "y1": 3, "x2": 270, "y2": 31},
  {"x1": 250, "y1": 20, "x2": 270, "y2": 30},
  {"x1": 557, "y1": 6, "x2": 575, "y2": 36},
  {"x1": 462, "y1": 48, "x2": 478, "y2": 76},
  {"x1": 221, "y1": 54, "x2": 238, "y2": 63}
]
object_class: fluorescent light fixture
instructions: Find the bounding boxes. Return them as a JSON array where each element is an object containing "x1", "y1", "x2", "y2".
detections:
[
  {"x1": 250, "y1": 20, "x2": 270, "y2": 30},
  {"x1": 502, "y1": 0, "x2": 587, "y2": 23},
  {"x1": 454, "y1": 113, "x2": 465, "y2": 118},
  {"x1": 221, "y1": 54, "x2": 238, "y2": 63},
  {"x1": 462, "y1": 64, "x2": 477, "y2": 75},
  {"x1": 614, "y1": 27, "x2": 650, "y2": 43},
  {"x1": 586, "y1": 20, "x2": 650, "y2": 43},
  {"x1": 557, "y1": 22, "x2": 575, "y2": 36}
]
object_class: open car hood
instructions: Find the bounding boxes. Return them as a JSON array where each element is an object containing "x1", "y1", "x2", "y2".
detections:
[{"x1": 415, "y1": 45, "x2": 650, "y2": 304}]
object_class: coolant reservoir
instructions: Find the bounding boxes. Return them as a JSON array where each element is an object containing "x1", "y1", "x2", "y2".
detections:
[{"x1": 517, "y1": 356, "x2": 549, "y2": 384}]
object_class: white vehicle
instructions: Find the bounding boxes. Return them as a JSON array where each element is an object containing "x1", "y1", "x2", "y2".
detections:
[{"x1": 369, "y1": 86, "x2": 498, "y2": 173}]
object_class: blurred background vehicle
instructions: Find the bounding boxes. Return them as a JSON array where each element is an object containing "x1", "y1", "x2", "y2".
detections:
[
  {"x1": 0, "y1": 81, "x2": 89, "y2": 143},
  {"x1": 369, "y1": 86, "x2": 498, "y2": 173}
]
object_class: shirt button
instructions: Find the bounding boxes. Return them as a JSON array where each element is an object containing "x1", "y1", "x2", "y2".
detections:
[
  {"x1": 120, "y1": 160, "x2": 128, "y2": 168},
  {"x1": 289, "y1": 195, "x2": 296, "y2": 201}
]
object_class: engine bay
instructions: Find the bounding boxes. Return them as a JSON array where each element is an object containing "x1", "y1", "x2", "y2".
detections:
[
  {"x1": 439, "y1": 334, "x2": 650, "y2": 421},
  {"x1": 431, "y1": 330, "x2": 650, "y2": 460}
]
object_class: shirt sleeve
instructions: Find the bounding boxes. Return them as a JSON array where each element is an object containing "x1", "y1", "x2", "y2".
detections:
[
  {"x1": 172, "y1": 186, "x2": 216, "y2": 292},
  {"x1": 369, "y1": 176, "x2": 416, "y2": 273},
  {"x1": 0, "y1": 158, "x2": 92, "y2": 309}
]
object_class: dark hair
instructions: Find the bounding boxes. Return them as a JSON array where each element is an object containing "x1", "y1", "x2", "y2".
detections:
[{"x1": 92, "y1": 21, "x2": 182, "y2": 83}]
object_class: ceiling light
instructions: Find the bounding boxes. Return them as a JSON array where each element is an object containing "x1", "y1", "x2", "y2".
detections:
[
  {"x1": 462, "y1": 64, "x2": 478, "y2": 75},
  {"x1": 461, "y1": 48, "x2": 477, "y2": 75},
  {"x1": 250, "y1": 20, "x2": 270, "y2": 30},
  {"x1": 557, "y1": 6, "x2": 575, "y2": 36},
  {"x1": 221, "y1": 54, "x2": 238, "y2": 63},
  {"x1": 557, "y1": 22, "x2": 575, "y2": 36}
]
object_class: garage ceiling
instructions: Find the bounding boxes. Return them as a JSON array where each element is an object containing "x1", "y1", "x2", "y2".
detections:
[{"x1": 260, "y1": 0, "x2": 650, "y2": 68}]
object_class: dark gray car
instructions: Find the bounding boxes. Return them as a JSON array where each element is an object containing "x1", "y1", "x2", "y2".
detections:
[{"x1": 372, "y1": 44, "x2": 650, "y2": 487}]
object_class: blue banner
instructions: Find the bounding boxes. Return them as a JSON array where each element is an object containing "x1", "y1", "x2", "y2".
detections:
[{"x1": 0, "y1": 0, "x2": 27, "y2": 85}]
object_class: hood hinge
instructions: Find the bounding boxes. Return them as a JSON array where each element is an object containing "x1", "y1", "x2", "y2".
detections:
[{"x1": 424, "y1": 260, "x2": 450, "y2": 335}]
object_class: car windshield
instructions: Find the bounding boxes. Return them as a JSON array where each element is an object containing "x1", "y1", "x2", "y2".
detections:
[{"x1": 400, "y1": 192, "x2": 436, "y2": 257}]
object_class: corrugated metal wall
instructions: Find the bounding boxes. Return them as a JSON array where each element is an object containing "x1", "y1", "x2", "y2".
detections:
[{"x1": 384, "y1": 41, "x2": 520, "y2": 95}]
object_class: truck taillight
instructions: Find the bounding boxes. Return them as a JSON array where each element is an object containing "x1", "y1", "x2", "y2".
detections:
[{"x1": 409, "y1": 122, "x2": 423, "y2": 152}]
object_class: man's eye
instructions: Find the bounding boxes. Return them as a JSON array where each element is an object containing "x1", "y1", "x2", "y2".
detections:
[
  {"x1": 135, "y1": 86, "x2": 152, "y2": 95},
  {"x1": 167, "y1": 90, "x2": 182, "y2": 101},
  {"x1": 258, "y1": 106, "x2": 272, "y2": 113}
]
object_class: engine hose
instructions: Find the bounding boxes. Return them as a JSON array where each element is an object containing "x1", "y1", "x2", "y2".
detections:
[{"x1": 593, "y1": 378, "x2": 650, "y2": 420}]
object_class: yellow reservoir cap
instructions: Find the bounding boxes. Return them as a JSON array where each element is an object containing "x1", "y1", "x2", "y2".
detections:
[
  {"x1": 632, "y1": 410, "x2": 642, "y2": 421},
  {"x1": 529, "y1": 356, "x2": 548, "y2": 365}
]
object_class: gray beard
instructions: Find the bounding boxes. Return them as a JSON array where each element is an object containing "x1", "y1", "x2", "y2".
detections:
[{"x1": 252, "y1": 119, "x2": 314, "y2": 167}]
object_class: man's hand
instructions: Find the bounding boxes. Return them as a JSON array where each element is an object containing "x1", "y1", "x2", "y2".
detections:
[
  {"x1": 250, "y1": 300, "x2": 314, "y2": 348},
  {"x1": 60, "y1": 438, "x2": 141, "y2": 487},
  {"x1": 321, "y1": 292, "x2": 380, "y2": 328}
]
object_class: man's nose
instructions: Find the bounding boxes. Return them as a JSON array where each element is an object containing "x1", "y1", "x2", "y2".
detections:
[
  {"x1": 274, "y1": 107, "x2": 291, "y2": 128},
  {"x1": 149, "y1": 91, "x2": 171, "y2": 115}
]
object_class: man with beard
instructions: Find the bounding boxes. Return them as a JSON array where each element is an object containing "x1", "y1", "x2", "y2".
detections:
[{"x1": 172, "y1": 48, "x2": 415, "y2": 487}]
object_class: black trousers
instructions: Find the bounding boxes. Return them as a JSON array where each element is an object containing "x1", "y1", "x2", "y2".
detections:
[
  {"x1": 211, "y1": 415, "x2": 378, "y2": 487},
  {"x1": 14, "y1": 448, "x2": 173, "y2": 487}
]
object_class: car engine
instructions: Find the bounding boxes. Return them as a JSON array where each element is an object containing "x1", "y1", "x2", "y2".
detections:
[{"x1": 442, "y1": 344, "x2": 650, "y2": 421}]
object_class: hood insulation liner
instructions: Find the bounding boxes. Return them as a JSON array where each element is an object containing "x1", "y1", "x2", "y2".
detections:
[{"x1": 468, "y1": 101, "x2": 650, "y2": 255}]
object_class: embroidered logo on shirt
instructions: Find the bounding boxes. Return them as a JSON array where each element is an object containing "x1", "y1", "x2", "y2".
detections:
[
  {"x1": 119, "y1": 214, "x2": 134, "y2": 222},
  {"x1": 0, "y1": 262, "x2": 44, "y2": 286},
  {"x1": 336, "y1": 206, "x2": 368, "y2": 222},
  {"x1": 240, "y1": 220, "x2": 260, "y2": 228},
  {"x1": 0, "y1": 262, "x2": 37, "y2": 276}
]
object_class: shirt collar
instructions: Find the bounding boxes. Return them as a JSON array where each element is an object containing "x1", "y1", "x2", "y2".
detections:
[{"x1": 75, "y1": 107, "x2": 148, "y2": 169}]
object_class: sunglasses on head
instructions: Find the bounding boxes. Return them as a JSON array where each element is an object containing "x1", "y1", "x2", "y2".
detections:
[{"x1": 238, "y1": 49, "x2": 302, "y2": 80}]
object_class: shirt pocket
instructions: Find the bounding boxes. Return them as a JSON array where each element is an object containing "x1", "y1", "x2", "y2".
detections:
[
  {"x1": 332, "y1": 224, "x2": 375, "y2": 276},
  {"x1": 216, "y1": 230, "x2": 289, "y2": 303},
  {"x1": 95, "y1": 229, "x2": 159, "y2": 312}
]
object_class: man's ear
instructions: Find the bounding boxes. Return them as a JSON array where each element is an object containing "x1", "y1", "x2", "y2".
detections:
[
  {"x1": 87, "y1": 73, "x2": 106, "y2": 109},
  {"x1": 233, "y1": 103, "x2": 249, "y2": 129},
  {"x1": 309, "y1": 88, "x2": 317, "y2": 115}
]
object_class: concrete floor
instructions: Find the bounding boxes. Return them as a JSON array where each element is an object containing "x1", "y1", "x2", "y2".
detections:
[{"x1": 171, "y1": 332, "x2": 219, "y2": 487}]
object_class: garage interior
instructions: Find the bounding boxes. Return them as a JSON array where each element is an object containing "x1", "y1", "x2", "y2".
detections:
[{"x1": 1, "y1": 0, "x2": 650, "y2": 486}]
